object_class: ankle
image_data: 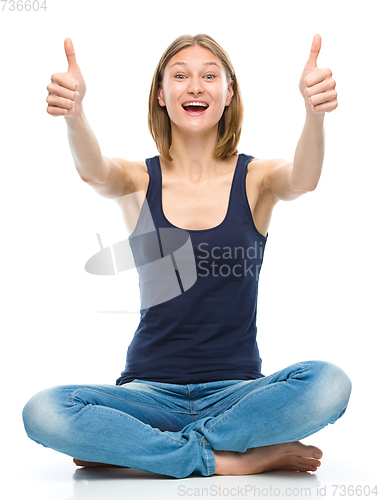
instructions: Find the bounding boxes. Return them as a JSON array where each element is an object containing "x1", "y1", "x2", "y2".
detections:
[{"x1": 214, "y1": 450, "x2": 242, "y2": 475}]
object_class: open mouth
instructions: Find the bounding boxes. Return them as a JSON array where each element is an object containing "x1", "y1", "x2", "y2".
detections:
[{"x1": 181, "y1": 103, "x2": 209, "y2": 114}]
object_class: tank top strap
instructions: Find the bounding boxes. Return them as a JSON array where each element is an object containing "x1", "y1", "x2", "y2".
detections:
[
  {"x1": 144, "y1": 156, "x2": 160, "y2": 207},
  {"x1": 228, "y1": 153, "x2": 255, "y2": 223},
  {"x1": 129, "y1": 156, "x2": 161, "y2": 238}
]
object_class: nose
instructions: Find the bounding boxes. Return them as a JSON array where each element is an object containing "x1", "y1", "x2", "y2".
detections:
[{"x1": 187, "y1": 77, "x2": 204, "y2": 95}]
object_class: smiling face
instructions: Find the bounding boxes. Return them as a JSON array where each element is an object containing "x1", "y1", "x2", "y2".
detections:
[{"x1": 157, "y1": 45, "x2": 234, "y2": 134}]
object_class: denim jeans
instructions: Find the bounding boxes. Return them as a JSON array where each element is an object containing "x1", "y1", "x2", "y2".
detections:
[{"x1": 22, "y1": 360, "x2": 351, "y2": 479}]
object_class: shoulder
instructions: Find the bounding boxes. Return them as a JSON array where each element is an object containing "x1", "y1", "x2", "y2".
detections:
[
  {"x1": 246, "y1": 157, "x2": 283, "y2": 206},
  {"x1": 248, "y1": 156, "x2": 311, "y2": 203},
  {"x1": 129, "y1": 160, "x2": 150, "y2": 193},
  {"x1": 246, "y1": 156, "x2": 274, "y2": 194},
  {"x1": 102, "y1": 157, "x2": 150, "y2": 201}
]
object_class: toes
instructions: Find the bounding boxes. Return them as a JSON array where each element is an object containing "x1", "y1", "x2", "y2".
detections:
[
  {"x1": 73, "y1": 459, "x2": 102, "y2": 467},
  {"x1": 299, "y1": 463, "x2": 317, "y2": 472},
  {"x1": 308, "y1": 445, "x2": 323, "y2": 459},
  {"x1": 305, "y1": 461, "x2": 320, "y2": 472},
  {"x1": 297, "y1": 458, "x2": 321, "y2": 472},
  {"x1": 73, "y1": 459, "x2": 91, "y2": 467}
]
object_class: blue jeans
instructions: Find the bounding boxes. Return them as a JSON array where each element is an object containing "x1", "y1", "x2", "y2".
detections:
[{"x1": 22, "y1": 360, "x2": 351, "y2": 479}]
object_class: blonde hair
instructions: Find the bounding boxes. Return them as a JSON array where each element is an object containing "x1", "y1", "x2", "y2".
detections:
[{"x1": 148, "y1": 33, "x2": 244, "y2": 162}]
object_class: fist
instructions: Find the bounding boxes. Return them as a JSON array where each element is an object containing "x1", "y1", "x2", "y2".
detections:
[{"x1": 46, "y1": 38, "x2": 87, "y2": 117}]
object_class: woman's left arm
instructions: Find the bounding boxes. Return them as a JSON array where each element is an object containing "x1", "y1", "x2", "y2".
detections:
[
  {"x1": 262, "y1": 34, "x2": 338, "y2": 201},
  {"x1": 291, "y1": 33, "x2": 338, "y2": 191}
]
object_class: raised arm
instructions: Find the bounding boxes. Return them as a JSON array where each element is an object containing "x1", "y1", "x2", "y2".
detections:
[
  {"x1": 46, "y1": 38, "x2": 134, "y2": 199},
  {"x1": 261, "y1": 34, "x2": 337, "y2": 203}
]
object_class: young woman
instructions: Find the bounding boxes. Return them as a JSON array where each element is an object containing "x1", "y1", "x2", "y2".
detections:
[{"x1": 22, "y1": 33, "x2": 351, "y2": 479}]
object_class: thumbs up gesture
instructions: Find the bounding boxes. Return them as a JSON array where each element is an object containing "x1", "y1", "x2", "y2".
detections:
[
  {"x1": 299, "y1": 34, "x2": 338, "y2": 114},
  {"x1": 46, "y1": 38, "x2": 87, "y2": 117}
]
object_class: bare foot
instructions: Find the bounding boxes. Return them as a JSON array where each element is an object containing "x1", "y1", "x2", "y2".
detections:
[
  {"x1": 214, "y1": 441, "x2": 323, "y2": 476},
  {"x1": 73, "y1": 458, "x2": 129, "y2": 468}
]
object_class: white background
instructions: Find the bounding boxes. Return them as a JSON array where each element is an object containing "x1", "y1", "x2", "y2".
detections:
[{"x1": 1, "y1": 0, "x2": 379, "y2": 498}]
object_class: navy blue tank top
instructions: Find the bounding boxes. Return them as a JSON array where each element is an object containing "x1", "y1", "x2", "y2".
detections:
[{"x1": 116, "y1": 153, "x2": 269, "y2": 385}]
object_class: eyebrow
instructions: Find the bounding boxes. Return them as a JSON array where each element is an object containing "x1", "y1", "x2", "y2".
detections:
[{"x1": 169, "y1": 61, "x2": 222, "y2": 69}]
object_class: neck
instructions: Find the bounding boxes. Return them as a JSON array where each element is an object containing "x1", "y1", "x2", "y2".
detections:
[{"x1": 165, "y1": 124, "x2": 227, "y2": 182}]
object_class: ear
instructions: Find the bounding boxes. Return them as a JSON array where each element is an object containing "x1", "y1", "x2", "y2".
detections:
[
  {"x1": 225, "y1": 80, "x2": 234, "y2": 107},
  {"x1": 157, "y1": 87, "x2": 166, "y2": 107}
]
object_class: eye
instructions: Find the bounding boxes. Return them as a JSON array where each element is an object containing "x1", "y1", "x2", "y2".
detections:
[{"x1": 174, "y1": 73, "x2": 216, "y2": 80}]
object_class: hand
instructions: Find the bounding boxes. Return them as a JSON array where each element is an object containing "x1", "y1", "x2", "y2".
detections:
[
  {"x1": 299, "y1": 34, "x2": 338, "y2": 115},
  {"x1": 46, "y1": 38, "x2": 87, "y2": 118}
]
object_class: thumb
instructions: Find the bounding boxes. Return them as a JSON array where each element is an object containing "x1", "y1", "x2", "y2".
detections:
[
  {"x1": 303, "y1": 34, "x2": 321, "y2": 72},
  {"x1": 64, "y1": 38, "x2": 79, "y2": 72}
]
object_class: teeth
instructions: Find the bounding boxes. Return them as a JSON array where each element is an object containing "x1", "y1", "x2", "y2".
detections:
[{"x1": 183, "y1": 102, "x2": 208, "y2": 107}]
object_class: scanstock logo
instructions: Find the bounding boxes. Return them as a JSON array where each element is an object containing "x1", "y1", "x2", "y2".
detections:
[{"x1": 84, "y1": 190, "x2": 197, "y2": 314}]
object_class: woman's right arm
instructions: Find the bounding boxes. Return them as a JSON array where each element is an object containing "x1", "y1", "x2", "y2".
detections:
[
  {"x1": 65, "y1": 110, "x2": 134, "y2": 199},
  {"x1": 47, "y1": 38, "x2": 134, "y2": 199}
]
